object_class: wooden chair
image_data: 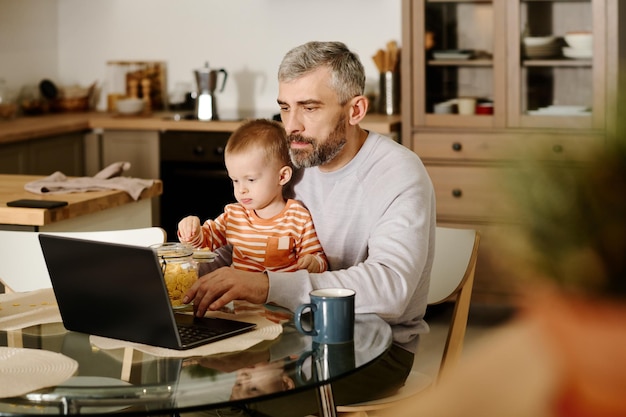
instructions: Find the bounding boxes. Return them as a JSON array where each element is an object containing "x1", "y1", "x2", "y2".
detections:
[
  {"x1": 0, "y1": 227, "x2": 167, "y2": 293},
  {"x1": 335, "y1": 226, "x2": 481, "y2": 417}
]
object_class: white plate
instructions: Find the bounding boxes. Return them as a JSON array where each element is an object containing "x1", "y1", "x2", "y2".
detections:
[
  {"x1": 562, "y1": 47, "x2": 592, "y2": 59},
  {"x1": 522, "y1": 36, "x2": 557, "y2": 47},
  {"x1": 0, "y1": 347, "x2": 78, "y2": 398},
  {"x1": 528, "y1": 105, "x2": 591, "y2": 116},
  {"x1": 432, "y1": 50, "x2": 472, "y2": 60}
]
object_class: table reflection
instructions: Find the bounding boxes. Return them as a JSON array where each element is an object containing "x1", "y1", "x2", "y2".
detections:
[{"x1": 0, "y1": 313, "x2": 391, "y2": 415}]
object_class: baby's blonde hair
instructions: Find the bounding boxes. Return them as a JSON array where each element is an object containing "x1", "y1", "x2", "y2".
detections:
[{"x1": 225, "y1": 119, "x2": 291, "y2": 168}]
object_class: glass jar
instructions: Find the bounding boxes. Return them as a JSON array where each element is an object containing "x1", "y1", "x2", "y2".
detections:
[
  {"x1": 0, "y1": 79, "x2": 18, "y2": 120},
  {"x1": 151, "y1": 243, "x2": 198, "y2": 308}
]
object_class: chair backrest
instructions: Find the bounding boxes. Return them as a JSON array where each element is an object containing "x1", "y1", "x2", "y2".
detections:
[
  {"x1": 428, "y1": 226, "x2": 480, "y2": 378},
  {"x1": 0, "y1": 227, "x2": 166, "y2": 293},
  {"x1": 336, "y1": 226, "x2": 481, "y2": 416}
]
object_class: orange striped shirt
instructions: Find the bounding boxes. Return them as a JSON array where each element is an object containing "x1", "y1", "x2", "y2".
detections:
[{"x1": 191, "y1": 199, "x2": 327, "y2": 272}]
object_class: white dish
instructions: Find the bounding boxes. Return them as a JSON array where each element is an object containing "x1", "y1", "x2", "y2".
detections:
[
  {"x1": 562, "y1": 47, "x2": 592, "y2": 59},
  {"x1": 527, "y1": 105, "x2": 591, "y2": 116},
  {"x1": 116, "y1": 98, "x2": 144, "y2": 115},
  {"x1": 523, "y1": 36, "x2": 556, "y2": 47},
  {"x1": 0, "y1": 347, "x2": 78, "y2": 398},
  {"x1": 565, "y1": 32, "x2": 592, "y2": 50},
  {"x1": 432, "y1": 50, "x2": 472, "y2": 60},
  {"x1": 524, "y1": 45, "x2": 560, "y2": 59}
]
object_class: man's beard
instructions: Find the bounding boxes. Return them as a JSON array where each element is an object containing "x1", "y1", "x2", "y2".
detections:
[{"x1": 288, "y1": 115, "x2": 347, "y2": 169}]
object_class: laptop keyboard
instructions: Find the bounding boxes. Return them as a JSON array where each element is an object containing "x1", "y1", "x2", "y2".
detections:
[{"x1": 177, "y1": 324, "x2": 224, "y2": 345}]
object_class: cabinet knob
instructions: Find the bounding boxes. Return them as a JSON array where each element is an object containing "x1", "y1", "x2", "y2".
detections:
[
  {"x1": 192, "y1": 146, "x2": 205, "y2": 156},
  {"x1": 215, "y1": 146, "x2": 225, "y2": 156},
  {"x1": 452, "y1": 142, "x2": 462, "y2": 151},
  {"x1": 552, "y1": 144, "x2": 563, "y2": 153},
  {"x1": 452, "y1": 188, "x2": 463, "y2": 198}
]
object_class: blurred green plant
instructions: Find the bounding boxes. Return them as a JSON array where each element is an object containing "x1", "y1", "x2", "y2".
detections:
[{"x1": 503, "y1": 113, "x2": 626, "y2": 299}]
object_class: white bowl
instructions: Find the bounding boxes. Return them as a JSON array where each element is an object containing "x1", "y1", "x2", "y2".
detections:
[
  {"x1": 116, "y1": 98, "x2": 144, "y2": 115},
  {"x1": 522, "y1": 36, "x2": 556, "y2": 47},
  {"x1": 563, "y1": 47, "x2": 593, "y2": 59},
  {"x1": 564, "y1": 32, "x2": 592, "y2": 50}
]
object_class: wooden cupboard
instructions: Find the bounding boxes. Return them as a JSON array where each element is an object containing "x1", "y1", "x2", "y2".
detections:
[
  {"x1": 401, "y1": 0, "x2": 622, "y2": 302},
  {"x1": 0, "y1": 133, "x2": 85, "y2": 176}
]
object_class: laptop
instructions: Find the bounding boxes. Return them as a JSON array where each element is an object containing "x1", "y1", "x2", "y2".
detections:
[{"x1": 38, "y1": 234, "x2": 256, "y2": 350}]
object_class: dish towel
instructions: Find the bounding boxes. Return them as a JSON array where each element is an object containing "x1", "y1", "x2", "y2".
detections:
[{"x1": 24, "y1": 161, "x2": 154, "y2": 201}]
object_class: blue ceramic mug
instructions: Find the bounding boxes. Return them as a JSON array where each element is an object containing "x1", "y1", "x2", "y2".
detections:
[{"x1": 294, "y1": 288, "x2": 355, "y2": 344}]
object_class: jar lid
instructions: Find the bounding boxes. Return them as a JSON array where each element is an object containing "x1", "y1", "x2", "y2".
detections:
[
  {"x1": 192, "y1": 249, "x2": 217, "y2": 262},
  {"x1": 150, "y1": 242, "x2": 193, "y2": 259}
]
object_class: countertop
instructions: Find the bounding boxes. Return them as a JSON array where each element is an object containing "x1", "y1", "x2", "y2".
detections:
[
  {"x1": 0, "y1": 174, "x2": 162, "y2": 227},
  {"x1": 0, "y1": 111, "x2": 402, "y2": 145}
]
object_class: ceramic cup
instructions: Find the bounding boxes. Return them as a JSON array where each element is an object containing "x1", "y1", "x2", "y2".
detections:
[
  {"x1": 457, "y1": 97, "x2": 477, "y2": 115},
  {"x1": 294, "y1": 288, "x2": 355, "y2": 344},
  {"x1": 476, "y1": 102, "x2": 494, "y2": 115}
]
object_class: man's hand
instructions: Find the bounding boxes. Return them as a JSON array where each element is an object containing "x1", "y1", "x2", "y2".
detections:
[{"x1": 183, "y1": 266, "x2": 269, "y2": 317}]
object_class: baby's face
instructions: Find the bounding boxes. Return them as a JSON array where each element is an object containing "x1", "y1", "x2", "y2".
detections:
[
  {"x1": 225, "y1": 146, "x2": 287, "y2": 214},
  {"x1": 230, "y1": 362, "x2": 294, "y2": 400}
]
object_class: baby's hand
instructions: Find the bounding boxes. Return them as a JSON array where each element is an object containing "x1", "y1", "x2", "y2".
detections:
[
  {"x1": 178, "y1": 216, "x2": 201, "y2": 242},
  {"x1": 297, "y1": 254, "x2": 323, "y2": 273}
]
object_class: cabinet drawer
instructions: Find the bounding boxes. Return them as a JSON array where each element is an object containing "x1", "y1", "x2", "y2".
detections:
[
  {"x1": 414, "y1": 131, "x2": 601, "y2": 162},
  {"x1": 427, "y1": 165, "x2": 516, "y2": 222}
]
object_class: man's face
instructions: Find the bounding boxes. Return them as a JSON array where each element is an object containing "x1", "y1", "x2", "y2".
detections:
[{"x1": 277, "y1": 67, "x2": 348, "y2": 169}]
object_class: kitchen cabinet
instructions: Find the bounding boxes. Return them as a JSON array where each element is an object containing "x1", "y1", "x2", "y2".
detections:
[
  {"x1": 100, "y1": 130, "x2": 160, "y2": 225},
  {"x1": 0, "y1": 133, "x2": 84, "y2": 176},
  {"x1": 401, "y1": 0, "x2": 620, "y2": 302},
  {"x1": 100, "y1": 130, "x2": 160, "y2": 179}
]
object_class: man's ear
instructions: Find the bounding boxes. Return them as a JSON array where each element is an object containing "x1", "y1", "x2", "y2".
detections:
[
  {"x1": 279, "y1": 165, "x2": 293, "y2": 185},
  {"x1": 348, "y1": 95, "x2": 369, "y2": 126}
]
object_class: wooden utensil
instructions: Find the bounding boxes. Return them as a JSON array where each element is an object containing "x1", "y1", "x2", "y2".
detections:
[
  {"x1": 372, "y1": 49, "x2": 386, "y2": 73},
  {"x1": 387, "y1": 40, "x2": 399, "y2": 72}
]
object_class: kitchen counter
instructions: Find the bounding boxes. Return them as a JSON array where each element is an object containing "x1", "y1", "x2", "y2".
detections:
[
  {"x1": 0, "y1": 111, "x2": 402, "y2": 145},
  {"x1": 0, "y1": 174, "x2": 162, "y2": 232}
]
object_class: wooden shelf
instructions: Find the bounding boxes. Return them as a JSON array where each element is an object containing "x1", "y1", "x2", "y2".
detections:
[
  {"x1": 523, "y1": 59, "x2": 592, "y2": 67},
  {"x1": 428, "y1": 59, "x2": 493, "y2": 67}
]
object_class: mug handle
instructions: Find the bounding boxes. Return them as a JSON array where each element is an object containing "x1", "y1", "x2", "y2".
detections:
[
  {"x1": 295, "y1": 350, "x2": 314, "y2": 385},
  {"x1": 294, "y1": 303, "x2": 317, "y2": 337}
]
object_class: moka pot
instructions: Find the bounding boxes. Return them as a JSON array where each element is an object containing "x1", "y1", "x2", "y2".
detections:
[{"x1": 194, "y1": 62, "x2": 228, "y2": 121}]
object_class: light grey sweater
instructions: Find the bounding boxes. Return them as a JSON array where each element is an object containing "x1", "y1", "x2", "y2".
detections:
[{"x1": 268, "y1": 131, "x2": 436, "y2": 353}]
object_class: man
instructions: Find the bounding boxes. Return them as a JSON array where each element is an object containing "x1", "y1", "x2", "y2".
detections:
[{"x1": 183, "y1": 41, "x2": 436, "y2": 415}]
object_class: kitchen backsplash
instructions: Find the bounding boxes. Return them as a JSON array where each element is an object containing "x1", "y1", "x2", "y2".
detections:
[{"x1": 0, "y1": 0, "x2": 402, "y2": 116}]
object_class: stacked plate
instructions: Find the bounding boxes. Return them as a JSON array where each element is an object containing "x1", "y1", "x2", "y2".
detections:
[
  {"x1": 563, "y1": 32, "x2": 592, "y2": 59},
  {"x1": 523, "y1": 36, "x2": 560, "y2": 59}
]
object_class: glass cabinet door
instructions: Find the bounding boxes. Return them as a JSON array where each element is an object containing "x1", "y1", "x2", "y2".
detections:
[
  {"x1": 414, "y1": 0, "x2": 506, "y2": 128},
  {"x1": 507, "y1": 0, "x2": 606, "y2": 129}
]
